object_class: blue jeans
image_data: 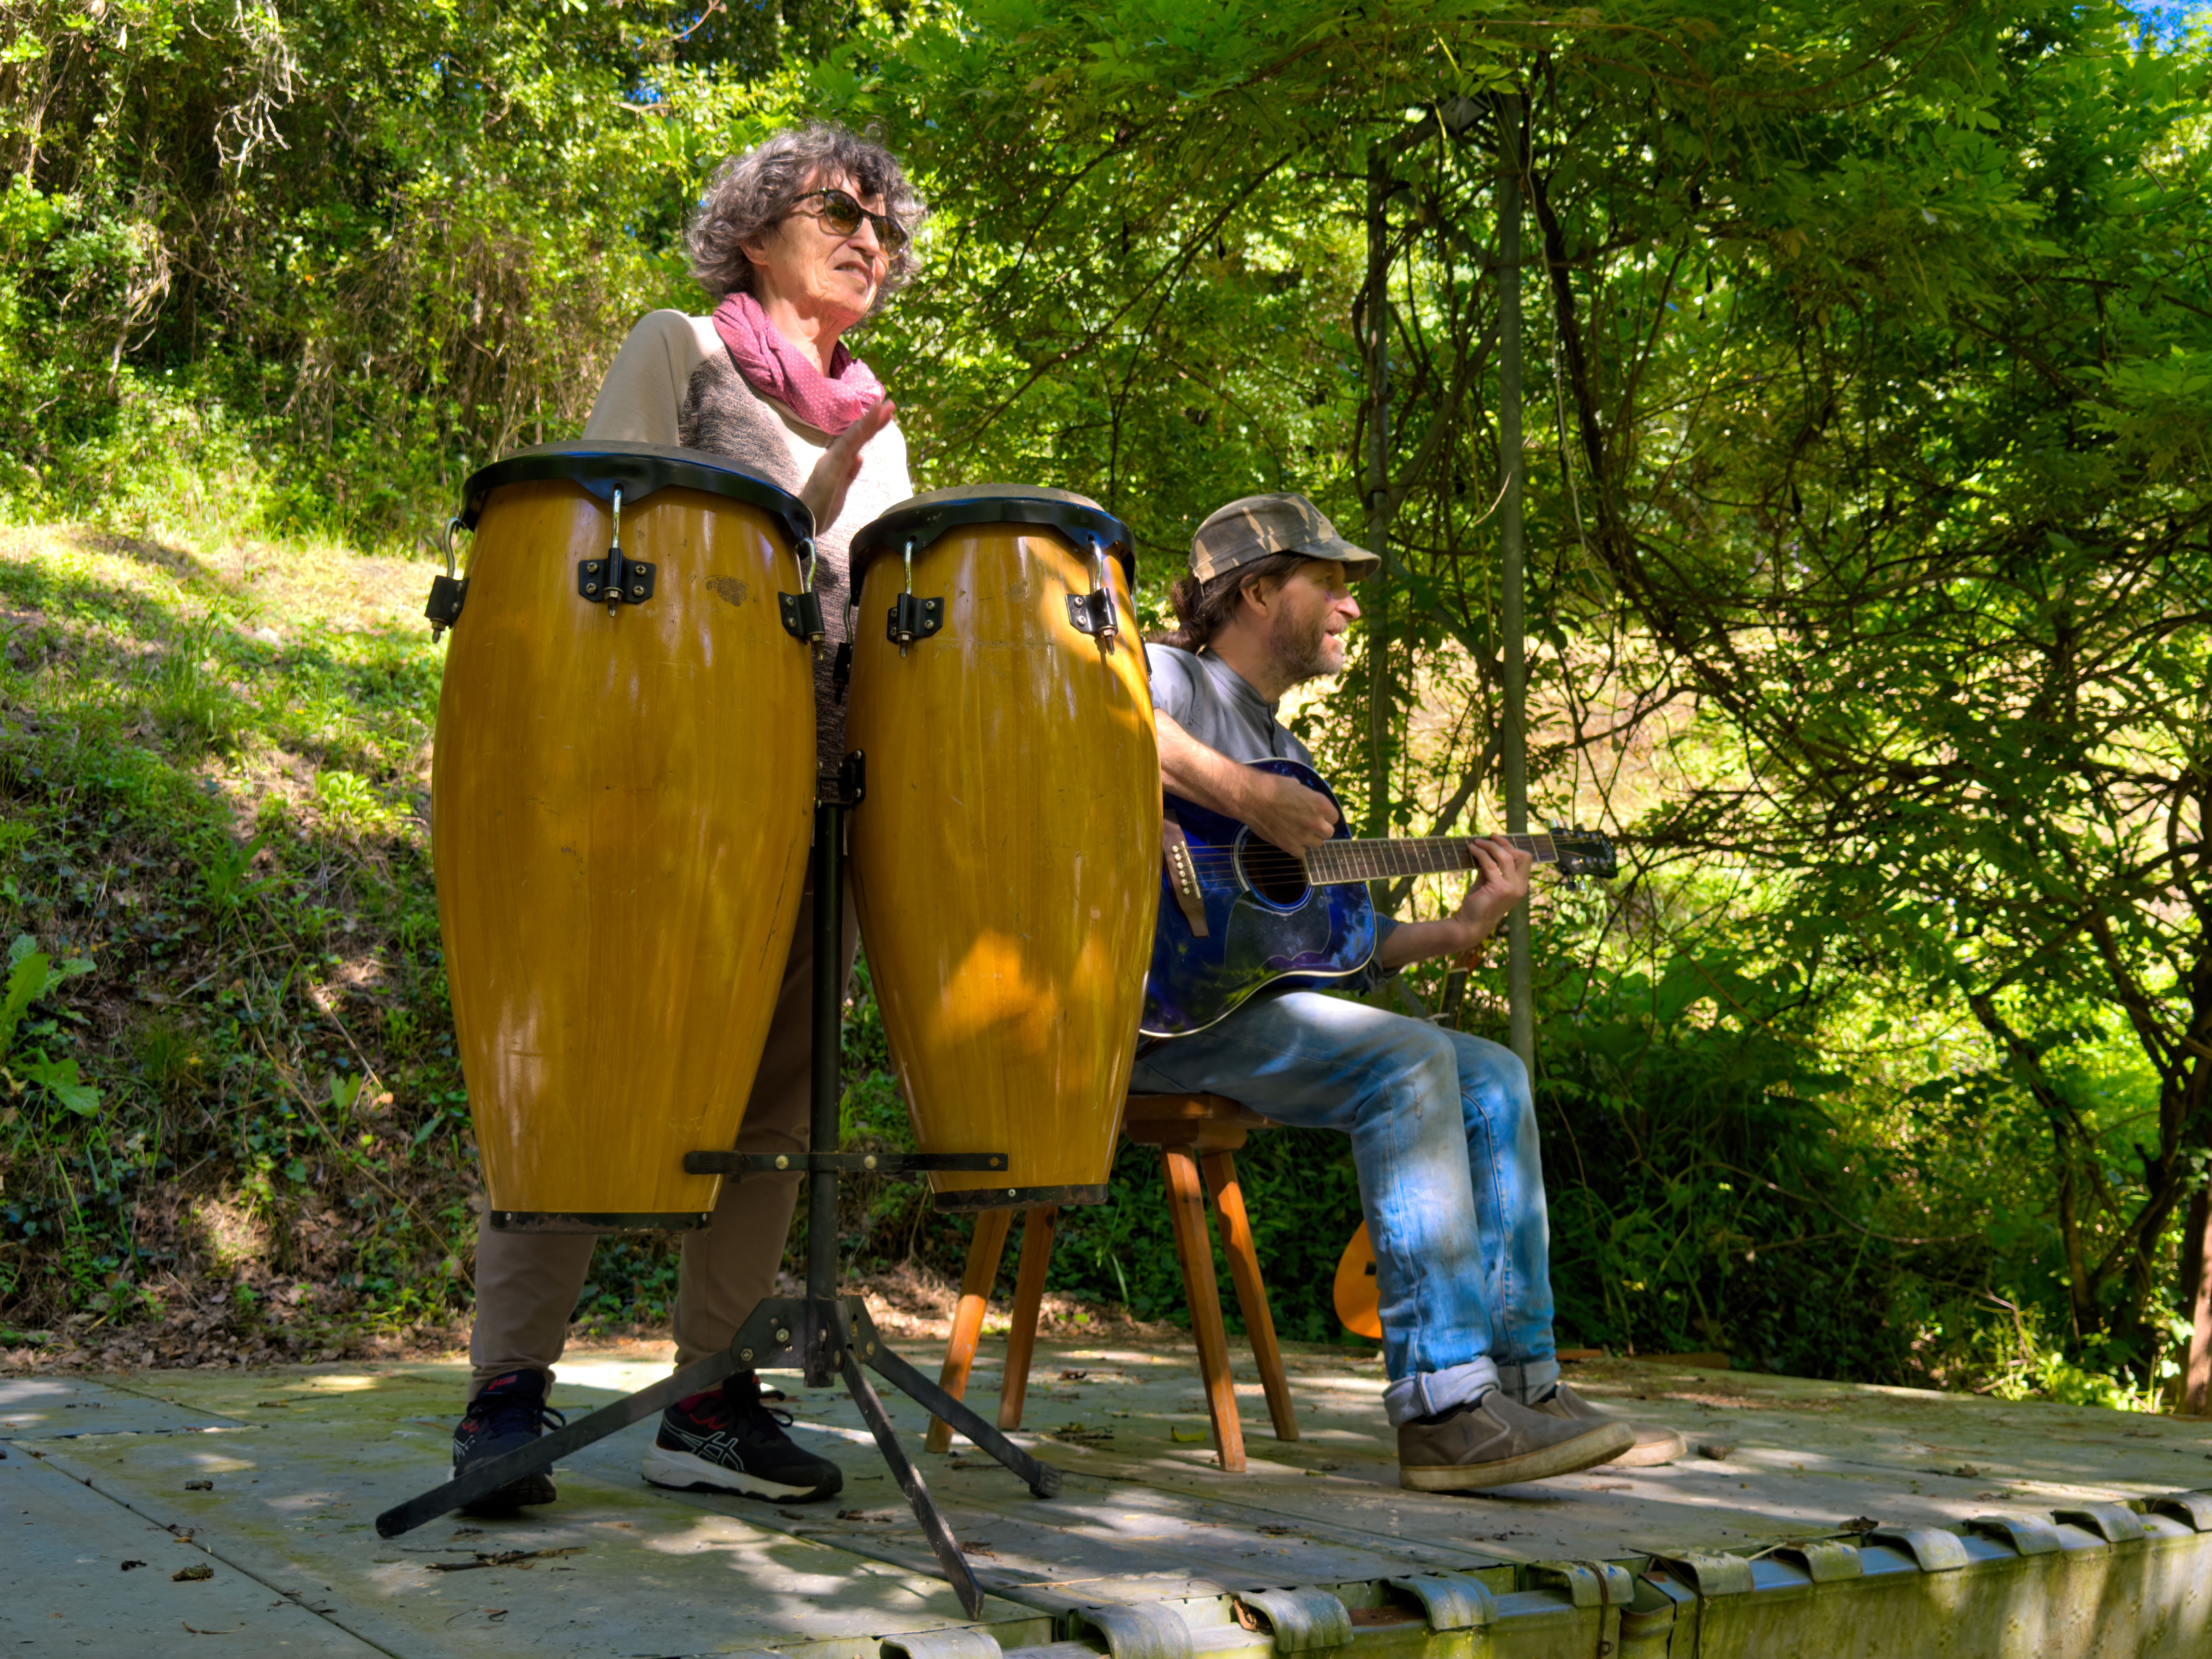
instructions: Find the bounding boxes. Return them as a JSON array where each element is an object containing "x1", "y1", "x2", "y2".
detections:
[{"x1": 1129, "y1": 991, "x2": 1557, "y2": 1426}]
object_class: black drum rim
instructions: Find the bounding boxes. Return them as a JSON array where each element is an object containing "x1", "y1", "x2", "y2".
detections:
[
  {"x1": 460, "y1": 440, "x2": 814, "y2": 548},
  {"x1": 849, "y1": 488, "x2": 1136, "y2": 582}
]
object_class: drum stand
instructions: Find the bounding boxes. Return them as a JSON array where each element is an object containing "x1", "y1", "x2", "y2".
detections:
[{"x1": 376, "y1": 785, "x2": 1061, "y2": 1618}]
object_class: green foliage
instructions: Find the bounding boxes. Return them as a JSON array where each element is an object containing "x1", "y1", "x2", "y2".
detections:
[
  {"x1": 3, "y1": 934, "x2": 101, "y2": 1116},
  {"x1": 0, "y1": 0, "x2": 832, "y2": 539}
]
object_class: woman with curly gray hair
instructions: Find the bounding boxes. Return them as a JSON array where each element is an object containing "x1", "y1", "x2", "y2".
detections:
[{"x1": 453, "y1": 121, "x2": 924, "y2": 1523}]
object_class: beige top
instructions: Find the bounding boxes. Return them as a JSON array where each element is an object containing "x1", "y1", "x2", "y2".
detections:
[{"x1": 583, "y1": 309, "x2": 914, "y2": 775}]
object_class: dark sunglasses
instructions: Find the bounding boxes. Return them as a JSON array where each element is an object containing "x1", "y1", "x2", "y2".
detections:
[{"x1": 793, "y1": 187, "x2": 909, "y2": 256}]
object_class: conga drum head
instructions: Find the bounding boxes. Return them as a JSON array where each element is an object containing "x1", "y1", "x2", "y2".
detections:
[
  {"x1": 434, "y1": 442, "x2": 819, "y2": 1231},
  {"x1": 846, "y1": 488, "x2": 1158, "y2": 1211}
]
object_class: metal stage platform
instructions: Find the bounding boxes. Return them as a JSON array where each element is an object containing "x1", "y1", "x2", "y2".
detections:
[{"x1": 5, "y1": 1336, "x2": 2209, "y2": 1657}]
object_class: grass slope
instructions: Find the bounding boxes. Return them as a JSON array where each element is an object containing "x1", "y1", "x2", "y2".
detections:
[{"x1": 0, "y1": 522, "x2": 477, "y2": 1365}]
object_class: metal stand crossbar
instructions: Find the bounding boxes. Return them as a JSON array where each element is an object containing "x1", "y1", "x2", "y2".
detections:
[{"x1": 375, "y1": 792, "x2": 1060, "y2": 1618}]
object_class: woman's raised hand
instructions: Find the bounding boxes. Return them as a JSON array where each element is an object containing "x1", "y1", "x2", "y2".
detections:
[{"x1": 799, "y1": 395, "x2": 897, "y2": 534}]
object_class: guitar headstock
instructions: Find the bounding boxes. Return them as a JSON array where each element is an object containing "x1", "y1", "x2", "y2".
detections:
[{"x1": 1548, "y1": 824, "x2": 1619, "y2": 880}]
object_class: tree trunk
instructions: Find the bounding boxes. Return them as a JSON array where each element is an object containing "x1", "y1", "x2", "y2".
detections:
[
  {"x1": 2185, "y1": 1187, "x2": 2212, "y2": 1416},
  {"x1": 1362, "y1": 152, "x2": 1392, "y2": 840},
  {"x1": 1494, "y1": 94, "x2": 1533, "y2": 1080}
]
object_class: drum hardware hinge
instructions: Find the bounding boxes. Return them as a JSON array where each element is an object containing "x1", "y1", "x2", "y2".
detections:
[
  {"x1": 889, "y1": 592, "x2": 944, "y2": 646},
  {"x1": 683, "y1": 1151, "x2": 1006, "y2": 1175},
  {"x1": 578, "y1": 487, "x2": 656, "y2": 610},
  {"x1": 1066, "y1": 535, "x2": 1121, "y2": 644},
  {"x1": 425, "y1": 575, "x2": 468, "y2": 639},
  {"x1": 1066, "y1": 590, "x2": 1116, "y2": 637},
  {"x1": 426, "y1": 515, "x2": 467, "y2": 640},
  {"x1": 780, "y1": 590, "x2": 826, "y2": 644},
  {"x1": 781, "y1": 537, "x2": 826, "y2": 649},
  {"x1": 888, "y1": 538, "x2": 943, "y2": 652}
]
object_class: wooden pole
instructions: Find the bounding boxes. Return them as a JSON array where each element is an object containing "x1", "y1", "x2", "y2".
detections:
[
  {"x1": 924, "y1": 1208, "x2": 1012, "y2": 1454},
  {"x1": 1364, "y1": 152, "x2": 1393, "y2": 840},
  {"x1": 1496, "y1": 97, "x2": 1535, "y2": 1078}
]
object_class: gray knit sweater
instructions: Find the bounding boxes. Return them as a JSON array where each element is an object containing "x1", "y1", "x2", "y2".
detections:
[{"x1": 581, "y1": 309, "x2": 914, "y2": 778}]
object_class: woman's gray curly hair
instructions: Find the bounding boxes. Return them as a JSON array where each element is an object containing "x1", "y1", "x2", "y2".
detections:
[{"x1": 687, "y1": 122, "x2": 926, "y2": 312}]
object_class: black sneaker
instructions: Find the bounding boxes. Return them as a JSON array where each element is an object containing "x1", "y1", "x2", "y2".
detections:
[
  {"x1": 641, "y1": 1372, "x2": 843, "y2": 1502},
  {"x1": 451, "y1": 1369, "x2": 566, "y2": 1515}
]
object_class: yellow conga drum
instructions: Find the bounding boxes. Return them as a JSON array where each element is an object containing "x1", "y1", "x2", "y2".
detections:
[
  {"x1": 432, "y1": 441, "x2": 818, "y2": 1230},
  {"x1": 846, "y1": 486, "x2": 1159, "y2": 1211}
]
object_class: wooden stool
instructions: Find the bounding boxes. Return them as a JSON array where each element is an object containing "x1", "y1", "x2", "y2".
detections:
[{"x1": 922, "y1": 1092, "x2": 1299, "y2": 1472}]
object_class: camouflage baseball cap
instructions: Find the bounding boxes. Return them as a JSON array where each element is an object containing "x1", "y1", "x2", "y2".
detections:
[{"x1": 1189, "y1": 493, "x2": 1379, "y2": 582}]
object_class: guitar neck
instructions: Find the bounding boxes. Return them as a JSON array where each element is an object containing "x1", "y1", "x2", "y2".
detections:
[{"x1": 1304, "y1": 834, "x2": 1566, "y2": 887}]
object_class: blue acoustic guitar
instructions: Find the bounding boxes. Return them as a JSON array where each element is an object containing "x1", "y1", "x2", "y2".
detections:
[{"x1": 1140, "y1": 758, "x2": 1619, "y2": 1039}]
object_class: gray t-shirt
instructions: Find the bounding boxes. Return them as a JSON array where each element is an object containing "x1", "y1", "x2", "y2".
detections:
[
  {"x1": 1148, "y1": 644, "x2": 1399, "y2": 978},
  {"x1": 1148, "y1": 646, "x2": 1314, "y2": 768}
]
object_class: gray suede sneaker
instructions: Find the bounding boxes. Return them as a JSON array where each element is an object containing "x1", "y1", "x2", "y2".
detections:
[
  {"x1": 1530, "y1": 1380, "x2": 1685, "y2": 1468},
  {"x1": 1398, "y1": 1390, "x2": 1636, "y2": 1491}
]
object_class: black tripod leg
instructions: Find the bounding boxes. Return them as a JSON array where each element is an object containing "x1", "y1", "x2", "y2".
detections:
[
  {"x1": 839, "y1": 1340, "x2": 986, "y2": 1619},
  {"x1": 854, "y1": 1309, "x2": 1062, "y2": 1498},
  {"x1": 374, "y1": 1300, "x2": 800, "y2": 1539}
]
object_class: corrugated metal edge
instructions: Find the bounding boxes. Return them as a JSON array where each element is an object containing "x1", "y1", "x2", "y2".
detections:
[
  {"x1": 1965, "y1": 1514, "x2": 2065, "y2": 1556},
  {"x1": 1382, "y1": 1573, "x2": 1496, "y2": 1631},
  {"x1": 1233, "y1": 1589, "x2": 1352, "y2": 1652},
  {"x1": 882, "y1": 1630, "x2": 1006, "y2": 1659},
  {"x1": 1077, "y1": 1602, "x2": 1195, "y2": 1659},
  {"x1": 1771, "y1": 1539, "x2": 1867, "y2": 1582},
  {"x1": 1867, "y1": 1527, "x2": 1972, "y2": 1572},
  {"x1": 1527, "y1": 1560, "x2": 1637, "y2": 1607},
  {"x1": 2054, "y1": 1502, "x2": 2148, "y2": 1544},
  {"x1": 1649, "y1": 1552, "x2": 1755, "y2": 1597},
  {"x1": 2146, "y1": 1490, "x2": 2212, "y2": 1532}
]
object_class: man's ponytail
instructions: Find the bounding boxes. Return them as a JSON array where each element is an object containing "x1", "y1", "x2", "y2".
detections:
[{"x1": 1149, "y1": 554, "x2": 1305, "y2": 652}]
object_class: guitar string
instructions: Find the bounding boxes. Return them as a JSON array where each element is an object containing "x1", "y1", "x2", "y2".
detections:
[
  {"x1": 1176, "y1": 853, "x2": 1571, "y2": 887},
  {"x1": 1179, "y1": 841, "x2": 1567, "y2": 873},
  {"x1": 1178, "y1": 838, "x2": 1566, "y2": 860}
]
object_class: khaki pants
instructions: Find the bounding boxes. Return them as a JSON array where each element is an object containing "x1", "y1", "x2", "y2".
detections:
[{"x1": 466, "y1": 868, "x2": 858, "y2": 1399}]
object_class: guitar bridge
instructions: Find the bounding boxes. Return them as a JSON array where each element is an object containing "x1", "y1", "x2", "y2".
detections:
[{"x1": 1162, "y1": 817, "x2": 1209, "y2": 938}]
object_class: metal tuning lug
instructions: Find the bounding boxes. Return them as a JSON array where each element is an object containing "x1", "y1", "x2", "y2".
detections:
[
  {"x1": 425, "y1": 516, "x2": 468, "y2": 640},
  {"x1": 886, "y1": 539, "x2": 944, "y2": 653},
  {"x1": 779, "y1": 538, "x2": 826, "y2": 648},
  {"x1": 578, "y1": 487, "x2": 656, "y2": 613},
  {"x1": 837, "y1": 750, "x2": 866, "y2": 807},
  {"x1": 1065, "y1": 534, "x2": 1120, "y2": 644}
]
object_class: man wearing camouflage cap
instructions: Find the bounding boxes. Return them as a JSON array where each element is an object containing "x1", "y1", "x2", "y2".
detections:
[{"x1": 1135, "y1": 491, "x2": 1680, "y2": 1488}]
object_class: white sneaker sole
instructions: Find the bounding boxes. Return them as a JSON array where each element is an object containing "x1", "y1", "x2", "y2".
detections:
[
  {"x1": 1603, "y1": 1428, "x2": 1687, "y2": 1468},
  {"x1": 640, "y1": 1444, "x2": 834, "y2": 1500},
  {"x1": 1400, "y1": 1421, "x2": 1637, "y2": 1491}
]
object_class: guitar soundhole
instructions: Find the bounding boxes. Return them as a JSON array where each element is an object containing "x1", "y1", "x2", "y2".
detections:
[{"x1": 1237, "y1": 835, "x2": 1310, "y2": 907}]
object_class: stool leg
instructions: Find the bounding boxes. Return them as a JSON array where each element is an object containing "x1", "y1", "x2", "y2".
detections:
[
  {"x1": 1202, "y1": 1150, "x2": 1298, "y2": 1443},
  {"x1": 925, "y1": 1207, "x2": 1013, "y2": 1455},
  {"x1": 1163, "y1": 1146, "x2": 1245, "y2": 1472},
  {"x1": 997, "y1": 1206, "x2": 1059, "y2": 1431}
]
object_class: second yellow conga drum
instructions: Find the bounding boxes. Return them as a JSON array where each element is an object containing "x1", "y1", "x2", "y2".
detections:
[
  {"x1": 433, "y1": 441, "x2": 819, "y2": 1230},
  {"x1": 846, "y1": 486, "x2": 1159, "y2": 1210}
]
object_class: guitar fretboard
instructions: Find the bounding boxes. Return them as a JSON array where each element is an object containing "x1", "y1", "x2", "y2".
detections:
[{"x1": 1303, "y1": 834, "x2": 1564, "y2": 887}]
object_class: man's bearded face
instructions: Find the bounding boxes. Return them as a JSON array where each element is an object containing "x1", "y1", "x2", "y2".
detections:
[{"x1": 1257, "y1": 561, "x2": 1357, "y2": 684}]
